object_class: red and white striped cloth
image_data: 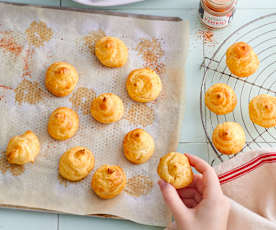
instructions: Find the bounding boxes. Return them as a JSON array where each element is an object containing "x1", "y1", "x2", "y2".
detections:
[{"x1": 215, "y1": 150, "x2": 276, "y2": 230}]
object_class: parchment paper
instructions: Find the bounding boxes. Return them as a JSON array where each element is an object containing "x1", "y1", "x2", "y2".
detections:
[{"x1": 0, "y1": 3, "x2": 188, "y2": 226}]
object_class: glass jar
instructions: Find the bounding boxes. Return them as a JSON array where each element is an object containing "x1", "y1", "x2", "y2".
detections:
[{"x1": 199, "y1": 0, "x2": 236, "y2": 29}]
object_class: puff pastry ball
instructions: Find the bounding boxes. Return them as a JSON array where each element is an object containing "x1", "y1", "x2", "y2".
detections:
[
  {"x1": 205, "y1": 83, "x2": 237, "y2": 115},
  {"x1": 123, "y1": 128, "x2": 155, "y2": 164},
  {"x1": 45, "y1": 62, "x2": 79, "y2": 97},
  {"x1": 95, "y1": 36, "x2": 128, "y2": 68},
  {"x1": 226, "y1": 42, "x2": 259, "y2": 78},
  {"x1": 212, "y1": 122, "x2": 246, "y2": 155},
  {"x1": 59, "y1": 146, "x2": 95, "y2": 181},
  {"x1": 91, "y1": 165, "x2": 127, "y2": 199},
  {"x1": 249, "y1": 94, "x2": 276, "y2": 128},
  {"x1": 6, "y1": 130, "x2": 40, "y2": 165},
  {"x1": 48, "y1": 107, "x2": 79, "y2": 141},
  {"x1": 126, "y1": 68, "x2": 162, "y2": 102},
  {"x1": 91, "y1": 93, "x2": 124, "y2": 124},
  {"x1": 157, "y1": 152, "x2": 193, "y2": 189}
]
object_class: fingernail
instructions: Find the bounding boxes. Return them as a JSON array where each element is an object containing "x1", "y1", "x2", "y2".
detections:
[
  {"x1": 184, "y1": 153, "x2": 190, "y2": 159},
  {"x1": 158, "y1": 179, "x2": 166, "y2": 189}
]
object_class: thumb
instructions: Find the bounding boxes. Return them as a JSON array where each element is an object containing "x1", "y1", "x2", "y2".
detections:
[
  {"x1": 158, "y1": 180, "x2": 189, "y2": 222},
  {"x1": 165, "y1": 221, "x2": 177, "y2": 230}
]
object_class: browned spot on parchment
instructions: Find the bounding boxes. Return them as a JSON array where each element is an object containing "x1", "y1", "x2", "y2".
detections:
[
  {"x1": 83, "y1": 29, "x2": 105, "y2": 54},
  {"x1": 0, "y1": 154, "x2": 8, "y2": 174},
  {"x1": 69, "y1": 87, "x2": 96, "y2": 115},
  {"x1": 22, "y1": 47, "x2": 34, "y2": 78},
  {"x1": 0, "y1": 32, "x2": 22, "y2": 56},
  {"x1": 90, "y1": 214, "x2": 120, "y2": 219},
  {"x1": 136, "y1": 38, "x2": 166, "y2": 75},
  {"x1": 58, "y1": 174, "x2": 68, "y2": 187},
  {"x1": 0, "y1": 85, "x2": 13, "y2": 90},
  {"x1": 125, "y1": 175, "x2": 153, "y2": 197},
  {"x1": 14, "y1": 79, "x2": 45, "y2": 105},
  {"x1": 0, "y1": 153, "x2": 24, "y2": 176},
  {"x1": 125, "y1": 104, "x2": 154, "y2": 127},
  {"x1": 25, "y1": 21, "x2": 53, "y2": 48},
  {"x1": 0, "y1": 31, "x2": 15, "y2": 37},
  {"x1": 9, "y1": 163, "x2": 25, "y2": 176},
  {"x1": 57, "y1": 174, "x2": 80, "y2": 187}
]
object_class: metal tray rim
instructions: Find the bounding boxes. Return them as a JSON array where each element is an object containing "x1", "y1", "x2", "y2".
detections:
[{"x1": 0, "y1": 1, "x2": 183, "y2": 22}]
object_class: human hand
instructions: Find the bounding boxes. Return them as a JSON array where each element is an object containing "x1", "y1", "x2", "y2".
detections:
[{"x1": 158, "y1": 154, "x2": 230, "y2": 230}]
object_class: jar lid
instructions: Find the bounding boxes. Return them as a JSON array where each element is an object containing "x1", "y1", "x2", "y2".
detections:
[{"x1": 205, "y1": 0, "x2": 235, "y2": 12}]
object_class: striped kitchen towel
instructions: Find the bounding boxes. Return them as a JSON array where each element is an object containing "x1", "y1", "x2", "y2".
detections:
[{"x1": 215, "y1": 150, "x2": 276, "y2": 230}]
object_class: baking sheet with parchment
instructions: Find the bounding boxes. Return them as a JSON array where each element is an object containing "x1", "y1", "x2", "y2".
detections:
[{"x1": 0, "y1": 3, "x2": 188, "y2": 227}]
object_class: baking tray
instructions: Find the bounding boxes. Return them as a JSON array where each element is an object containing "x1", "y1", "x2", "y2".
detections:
[{"x1": 0, "y1": 1, "x2": 182, "y2": 221}]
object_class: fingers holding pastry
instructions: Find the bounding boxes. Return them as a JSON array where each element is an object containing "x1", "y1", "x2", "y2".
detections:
[{"x1": 157, "y1": 152, "x2": 193, "y2": 189}]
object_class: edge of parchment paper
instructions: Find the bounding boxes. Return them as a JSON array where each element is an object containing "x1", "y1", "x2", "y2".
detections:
[
  {"x1": 177, "y1": 21, "x2": 189, "y2": 146},
  {"x1": 0, "y1": 203, "x2": 123, "y2": 219},
  {"x1": 0, "y1": 1, "x2": 182, "y2": 22},
  {"x1": 166, "y1": 20, "x2": 189, "y2": 228},
  {"x1": 0, "y1": 1, "x2": 187, "y2": 226}
]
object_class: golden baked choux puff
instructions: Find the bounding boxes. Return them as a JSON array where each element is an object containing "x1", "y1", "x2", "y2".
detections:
[
  {"x1": 212, "y1": 122, "x2": 246, "y2": 155},
  {"x1": 249, "y1": 94, "x2": 276, "y2": 128},
  {"x1": 126, "y1": 68, "x2": 162, "y2": 103},
  {"x1": 59, "y1": 146, "x2": 95, "y2": 181},
  {"x1": 157, "y1": 152, "x2": 193, "y2": 189},
  {"x1": 90, "y1": 93, "x2": 124, "y2": 124},
  {"x1": 226, "y1": 42, "x2": 259, "y2": 78},
  {"x1": 205, "y1": 83, "x2": 237, "y2": 115},
  {"x1": 6, "y1": 130, "x2": 40, "y2": 165},
  {"x1": 123, "y1": 128, "x2": 155, "y2": 164},
  {"x1": 48, "y1": 107, "x2": 79, "y2": 141},
  {"x1": 91, "y1": 165, "x2": 127, "y2": 199},
  {"x1": 95, "y1": 36, "x2": 128, "y2": 68},
  {"x1": 45, "y1": 62, "x2": 79, "y2": 97}
]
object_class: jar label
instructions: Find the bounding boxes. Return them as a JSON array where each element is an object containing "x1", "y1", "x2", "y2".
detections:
[
  {"x1": 202, "y1": 11, "x2": 230, "y2": 28},
  {"x1": 198, "y1": 2, "x2": 235, "y2": 29}
]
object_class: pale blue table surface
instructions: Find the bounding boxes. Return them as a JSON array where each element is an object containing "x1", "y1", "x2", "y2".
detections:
[{"x1": 1, "y1": 0, "x2": 276, "y2": 229}]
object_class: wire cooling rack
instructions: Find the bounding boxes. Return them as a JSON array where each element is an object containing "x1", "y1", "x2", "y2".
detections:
[{"x1": 200, "y1": 13, "x2": 276, "y2": 163}]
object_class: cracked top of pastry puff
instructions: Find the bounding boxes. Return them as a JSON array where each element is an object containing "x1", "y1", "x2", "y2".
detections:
[
  {"x1": 59, "y1": 146, "x2": 94, "y2": 181},
  {"x1": 48, "y1": 107, "x2": 79, "y2": 141},
  {"x1": 123, "y1": 128, "x2": 155, "y2": 164},
  {"x1": 90, "y1": 93, "x2": 124, "y2": 124},
  {"x1": 95, "y1": 36, "x2": 128, "y2": 68},
  {"x1": 45, "y1": 62, "x2": 79, "y2": 97},
  {"x1": 91, "y1": 165, "x2": 127, "y2": 199},
  {"x1": 6, "y1": 130, "x2": 40, "y2": 165},
  {"x1": 205, "y1": 83, "x2": 237, "y2": 115},
  {"x1": 249, "y1": 94, "x2": 276, "y2": 128},
  {"x1": 157, "y1": 152, "x2": 193, "y2": 189},
  {"x1": 126, "y1": 68, "x2": 162, "y2": 103},
  {"x1": 226, "y1": 42, "x2": 259, "y2": 78},
  {"x1": 212, "y1": 122, "x2": 246, "y2": 155}
]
